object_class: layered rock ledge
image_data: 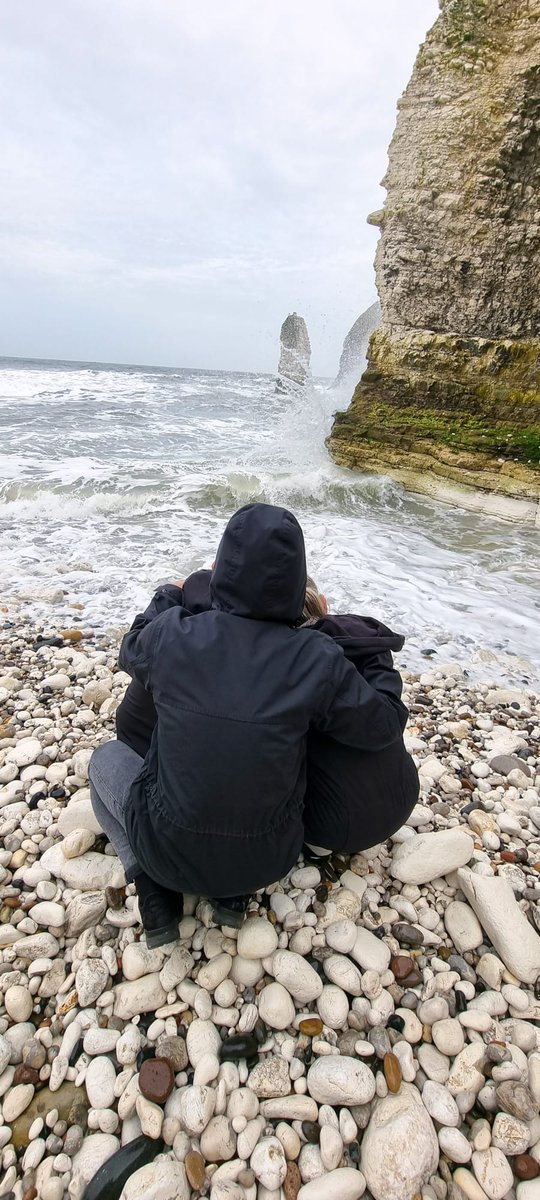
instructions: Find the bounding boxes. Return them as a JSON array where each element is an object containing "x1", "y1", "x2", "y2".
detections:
[{"x1": 328, "y1": 0, "x2": 540, "y2": 522}]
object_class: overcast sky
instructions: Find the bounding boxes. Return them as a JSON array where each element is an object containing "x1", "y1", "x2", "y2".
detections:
[{"x1": 0, "y1": 1, "x2": 438, "y2": 375}]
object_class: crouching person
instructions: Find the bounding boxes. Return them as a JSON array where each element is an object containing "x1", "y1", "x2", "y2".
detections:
[{"x1": 90, "y1": 502, "x2": 408, "y2": 947}]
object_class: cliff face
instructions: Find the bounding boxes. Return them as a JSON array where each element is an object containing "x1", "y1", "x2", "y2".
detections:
[
  {"x1": 329, "y1": 0, "x2": 540, "y2": 520},
  {"x1": 334, "y1": 302, "x2": 381, "y2": 388},
  {"x1": 276, "y1": 313, "x2": 311, "y2": 393}
]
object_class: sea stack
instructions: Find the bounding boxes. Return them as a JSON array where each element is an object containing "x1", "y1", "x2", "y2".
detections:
[
  {"x1": 333, "y1": 302, "x2": 381, "y2": 389},
  {"x1": 276, "y1": 313, "x2": 311, "y2": 393},
  {"x1": 328, "y1": 0, "x2": 540, "y2": 522}
]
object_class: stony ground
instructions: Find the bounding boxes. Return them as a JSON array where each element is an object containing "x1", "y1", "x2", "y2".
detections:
[{"x1": 0, "y1": 615, "x2": 540, "y2": 1200}]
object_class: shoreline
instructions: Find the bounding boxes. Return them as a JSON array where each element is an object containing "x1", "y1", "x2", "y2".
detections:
[{"x1": 0, "y1": 617, "x2": 539, "y2": 1198}]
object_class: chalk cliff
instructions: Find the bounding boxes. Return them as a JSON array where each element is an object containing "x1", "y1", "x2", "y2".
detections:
[
  {"x1": 328, "y1": 0, "x2": 540, "y2": 522},
  {"x1": 276, "y1": 313, "x2": 311, "y2": 393}
]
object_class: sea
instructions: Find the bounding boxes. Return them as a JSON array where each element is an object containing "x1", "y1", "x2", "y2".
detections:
[{"x1": 0, "y1": 356, "x2": 539, "y2": 686}]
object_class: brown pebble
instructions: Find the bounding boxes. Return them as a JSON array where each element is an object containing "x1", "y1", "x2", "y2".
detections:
[
  {"x1": 22, "y1": 1189, "x2": 38, "y2": 1200},
  {"x1": 514, "y1": 1155, "x2": 540, "y2": 1181},
  {"x1": 299, "y1": 1018, "x2": 323, "y2": 1037},
  {"x1": 60, "y1": 629, "x2": 84, "y2": 642},
  {"x1": 283, "y1": 1160, "x2": 302, "y2": 1199},
  {"x1": 105, "y1": 886, "x2": 125, "y2": 910},
  {"x1": 13, "y1": 1065, "x2": 39, "y2": 1087},
  {"x1": 139, "y1": 1057, "x2": 174, "y2": 1104},
  {"x1": 390, "y1": 955, "x2": 416, "y2": 982},
  {"x1": 500, "y1": 851, "x2": 517, "y2": 863},
  {"x1": 383, "y1": 1052, "x2": 402, "y2": 1093},
  {"x1": 185, "y1": 1149, "x2": 206, "y2": 1190},
  {"x1": 403, "y1": 968, "x2": 423, "y2": 987}
]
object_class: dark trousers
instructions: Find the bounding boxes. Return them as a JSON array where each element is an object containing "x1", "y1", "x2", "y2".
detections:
[{"x1": 304, "y1": 733, "x2": 419, "y2": 853}]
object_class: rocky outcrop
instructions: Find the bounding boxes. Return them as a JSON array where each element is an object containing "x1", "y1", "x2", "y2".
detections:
[
  {"x1": 328, "y1": 0, "x2": 540, "y2": 522},
  {"x1": 333, "y1": 302, "x2": 381, "y2": 389},
  {"x1": 276, "y1": 313, "x2": 311, "y2": 393}
]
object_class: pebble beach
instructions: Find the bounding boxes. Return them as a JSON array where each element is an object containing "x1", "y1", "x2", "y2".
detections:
[{"x1": 1, "y1": 613, "x2": 540, "y2": 1200}]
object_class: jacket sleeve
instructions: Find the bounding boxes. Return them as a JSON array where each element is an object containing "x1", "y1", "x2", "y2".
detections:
[
  {"x1": 118, "y1": 585, "x2": 187, "y2": 689},
  {"x1": 313, "y1": 642, "x2": 408, "y2": 750},
  {"x1": 360, "y1": 648, "x2": 408, "y2": 719}
]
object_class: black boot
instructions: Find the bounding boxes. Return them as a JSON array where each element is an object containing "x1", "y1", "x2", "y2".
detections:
[
  {"x1": 134, "y1": 871, "x2": 180, "y2": 948},
  {"x1": 210, "y1": 894, "x2": 250, "y2": 929},
  {"x1": 165, "y1": 888, "x2": 184, "y2": 919}
]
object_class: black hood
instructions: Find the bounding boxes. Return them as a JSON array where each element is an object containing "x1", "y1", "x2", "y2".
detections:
[
  {"x1": 210, "y1": 503, "x2": 307, "y2": 622},
  {"x1": 310, "y1": 613, "x2": 404, "y2": 662},
  {"x1": 182, "y1": 569, "x2": 213, "y2": 614}
]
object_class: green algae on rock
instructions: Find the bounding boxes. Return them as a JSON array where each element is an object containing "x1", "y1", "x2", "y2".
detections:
[
  {"x1": 328, "y1": 0, "x2": 540, "y2": 521},
  {"x1": 11, "y1": 1079, "x2": 87, "y2": 1148}
]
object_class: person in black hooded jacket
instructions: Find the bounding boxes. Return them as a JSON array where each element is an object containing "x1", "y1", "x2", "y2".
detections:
[{"x1": 89, "y1": 502, "x2": 407, "y2": 946}]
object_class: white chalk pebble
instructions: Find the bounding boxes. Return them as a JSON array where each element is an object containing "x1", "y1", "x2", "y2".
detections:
[
  {"x1": 274, "y1": 1121, "x2": 301, "y2": 1160},
  {"x1": 136, "y1": 1094, "x2": 164, "y2": 1140},
  {"x1": 3, "y1": 1084, "x2": 35, "y2": 1122},
  {"x1": 237, "y1": 919, "x2": 279, "y2": 959},
  {"x1": 85, "y1": 1056, "x2": 117, "y2": 1109},
  {"x1": 339, "y1": 1107, "x2": 358, "y2": 1145},
  {"x1": 116, "y1": 1024, "x2": 141, "y2": 1065},
  {"x1": 320, "y1": 1125, "x2": 344, "y2": 1171},
  {"x1": 422, "y1": 1080, "x2": 460, "y2": 1126},
  {"x1": 250, "y1": 1136, "x2": 287, "y2": 1190},
  {"x1": 41, "y1": 1182, "x2": 64, "y2": 1200},
  {"x1": 193, "y1": 1053, "x2": 220, "y2": 1086},
  {"x1": 258, "y1": 982, "x2": 295, "y2": 1030},
  {"x1": 438, "y1": 1125, "x2": 472, "y2": 1163},
  {"x1": 432, "y1": 1018, "x2": 464, "y2": 1057},
  {"x1": 4, "y1": 984, "x2": 33, "y2": 1022},
  {"x1": 22, "y1": 1137, "x2": 46, "y2": 1171},
  {"x1": 297, "y1": 1168, "x2": 367, "y2": 1198},
  {"x1": 393, "y1": 1040, "x2": 416, "y2": 1083},
  {"x1": 472, "y1": 1147, "x2": 515, "y2": 1200}
]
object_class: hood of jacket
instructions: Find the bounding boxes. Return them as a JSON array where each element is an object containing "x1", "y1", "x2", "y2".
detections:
[
  {"x1": 210, "y1": 503, "x2": 307, "y2": 623},
  {"x1": 309, "y1": 613, "x2": 404, "y2": 661}
]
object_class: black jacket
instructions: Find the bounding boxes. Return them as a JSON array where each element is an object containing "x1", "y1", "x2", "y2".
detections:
[{"x1": 118, "y1": 502, "x2": 407, "y2": 896}]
